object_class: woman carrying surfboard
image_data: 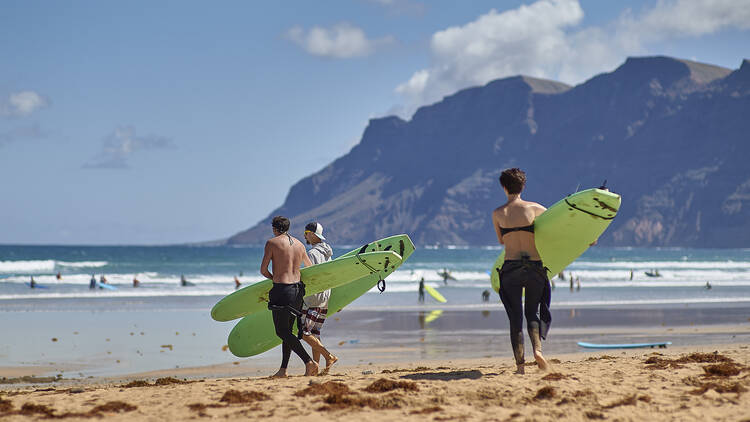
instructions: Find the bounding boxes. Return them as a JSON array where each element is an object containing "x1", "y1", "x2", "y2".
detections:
[{"x1": 492, "y1": 168, "x2": 551, "y2": 374}]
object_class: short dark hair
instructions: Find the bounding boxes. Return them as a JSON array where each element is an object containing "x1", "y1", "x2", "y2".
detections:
[
  {"x1": 499, "y1": 168, "x2": 526, "y2": 194},
  {"x1": 271, "y1": 216, "x2": 290, "y2": 233}
]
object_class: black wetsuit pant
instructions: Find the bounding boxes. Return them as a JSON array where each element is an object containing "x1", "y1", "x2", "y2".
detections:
[
  {"x1": 269, "y1": 282, "x2": 312, "y2": 368},
  {"x1": 498, "y1": 259, "x2": 548, "y2": 365}
]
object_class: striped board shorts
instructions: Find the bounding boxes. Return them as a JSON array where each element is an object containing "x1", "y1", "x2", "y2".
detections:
[{"x1": 301, "y1": 307, "x2": 328, "y2": 338}]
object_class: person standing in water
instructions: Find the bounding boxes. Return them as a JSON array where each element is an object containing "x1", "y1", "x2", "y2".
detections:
[
  {"x1": 300, "y1": 221, "x2": 338, "y2": 374},
  {"x1": 418, "y1": 277, "x2": 425, "y2": 303},
  {"x1": 261, "y1": 216, "x2": 317, "y2": 377},
  {"x1": 29, "y1": 276, "x2": 36, "y2": 289},
  {"x1": 89, "y1": 274, "x2": 96, "y2": 289},
  {"x1": 492, "y1": 168, "x2": 551, "y2": 374},
  {"x1": 234, "y1": 275, "x2": 241, "y2": 290}
]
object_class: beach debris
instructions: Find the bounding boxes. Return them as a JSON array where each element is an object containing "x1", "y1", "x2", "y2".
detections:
[
  {"x1": 221, "y1": 345, "x2": 229, "y2": 351},
  {"x1": 602, "y1": 394, "x2": 638, "y2": 409},
  {"x1": 689, "y1": 381, "x2": 746, "y2": 395},
  {"x1": 533, "y1": 386, "x2": 556, "y2": 400},
  {"x1": 4, "y1": 401, "x2": 136, "y2": 418},
  {"x1": 381, "y1": 366, "x2": 431, "y2": 374},
  {"x1": 0, "y1": 374, "x2": 62, "y2": 385},
  {"x1": 362, "y1": 370, "x2": 373, "y2": 375},
  {"x1": 51, "y1": 338, "x2": 58, "y2": 342},
  {"x1": 644, "y1": 352, "x2": 737, "y2": 370},
  {"x1": 219, "y1": 390, "x2": 270, "y2": 404},
  {"x1": 318, "y1": 391, "x2": 406, "y2": 411},
  {"x1": 542, "y1": 372, "x2": 567, "y2": 381},
  {"x1": 364, "y1": 378, "x2": 419, "y2": 393},
  {"x1": 703, "y1": 362, "x2": 742, "y2": 377},
  {"x1": 584, "y1": 411, "x2": 606, "y2": 420},
  {"x1": 295, "y1": 381, "x2": 352, "y2": 397},
  {"x1": 154, "y1": 377, "x2": 189, "y2": 386},
  {"x1": 121, "y1": 380, "x2": 151, "y2": 388},
  {"x1": 119, "y1": 377, "x2": 190, "y2": 388},
  {"x1": 160, "y1": 344, "x2": 173, "y2": 351}
]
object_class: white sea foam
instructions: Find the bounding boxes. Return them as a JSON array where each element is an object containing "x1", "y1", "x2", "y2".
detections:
[
  {"x1": 0, "y1": 260, "x2": 108, "y2": 273},
  {"x1": 570, "y1": 260, "x2": 750, "y2": 269},
  {"x1": 0, "y1": 260, "x2": 56, "y2": 273},
  {"x1": 57, "y1": 261, "x2": 108, "y2": 268}
]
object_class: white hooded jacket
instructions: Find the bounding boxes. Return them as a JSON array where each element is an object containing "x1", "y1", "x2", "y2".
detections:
[{"x1": 304, "y1": 242, "x2": 333, "y2": 308}]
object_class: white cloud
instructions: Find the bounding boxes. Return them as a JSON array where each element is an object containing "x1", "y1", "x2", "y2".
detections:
[
  {"x1": 0, "y1": 91, "x2": 48, "y2": 117},
  {"x1": 83, "y1": 126, "x2": 175, "y2": 169},
  {"x1": 395, "y1": 0, "x2": 750, "y2": 115},
  {"x1": 286, "y1": 23, "x2": 395, "y2": 58}
]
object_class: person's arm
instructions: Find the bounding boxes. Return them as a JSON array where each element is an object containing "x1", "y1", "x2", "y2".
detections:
[
  {"x1": 492, "y1": 211, "x2": 504, "y2": 245},
  {"x1": 260, "y1": 241, "x2": 273, "y2": 280}
]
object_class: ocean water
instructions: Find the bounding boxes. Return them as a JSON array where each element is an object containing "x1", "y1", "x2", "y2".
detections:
[
  {"x1": 2, "y1": 244, "x2": 749, "y2": 378},
  {"x1": 2, "y1": 245, "x2": 750, "y2": 309}
]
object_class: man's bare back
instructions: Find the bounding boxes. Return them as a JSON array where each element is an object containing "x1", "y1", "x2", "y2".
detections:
[
  {"x1": 260, "y1": 232, "x2": 312, "y2": 284},
  {"x1": 492, "y1": 198, "x2": 546, "y2": 261}
]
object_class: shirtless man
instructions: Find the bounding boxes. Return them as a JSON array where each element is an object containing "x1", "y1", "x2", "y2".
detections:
[
  {"x1": 261, "y1": 216, "x2": 318, "y2": 377},
  {"x1": 492, "y1": 168, "x2": 550, "y2": 374}
]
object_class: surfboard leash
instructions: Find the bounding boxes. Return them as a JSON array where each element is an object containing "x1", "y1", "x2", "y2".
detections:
[{"x1": 355, "y1": 251, "x2": 387, "y2": 293}]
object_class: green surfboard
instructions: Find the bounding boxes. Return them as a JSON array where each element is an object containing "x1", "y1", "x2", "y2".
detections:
[
  {"x1": 227, "y1": 234, "x2": 415, "y2": 357},
  {"x1": 491, "y1": 188, "x2": 621, "y2": 293},
  {"x1": 211, "y1": 250, "x2": 403, "y2": 322}
]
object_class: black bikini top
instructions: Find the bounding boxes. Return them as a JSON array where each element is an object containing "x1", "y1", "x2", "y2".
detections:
[{"x1": 499, "y1": 223, "x2": 535, "y2": 236}]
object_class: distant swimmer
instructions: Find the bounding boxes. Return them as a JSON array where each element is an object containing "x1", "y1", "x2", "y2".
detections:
[
  {"x1": 234, "y1": 275, "x2": 241, "y2": 290},
  {"x1": 645, "y1": 269, "x2": 661, "y2": 278},
  {"x1": 419, "y1": 277, "x2": 425, "y2": 303},
  {"x1": 133, "y1": 276, "x2": 140, "y2": 287},
  {"x1": 181, "y1": 274, "x2": 187, "y2": 286},
  {"x1": 29, "y1": 276, "x2": 36, "y2": 289},
  {"x1": 56, "y1": 272, "x2": 62, "y2": 281},
  {"x1": 481, "y1": 289, "x2": 490, "y2": 302},
  {"x1": 89, "y1": 274, "x2": 96, "y2": 289},
  {"x1": 705, "y1": 281, "x2": 712, "y2": 290}
]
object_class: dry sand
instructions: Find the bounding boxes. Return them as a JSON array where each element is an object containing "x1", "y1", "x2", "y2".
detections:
[{"x1": 1, "y1": 343, "x2": 748, "y2": 421}]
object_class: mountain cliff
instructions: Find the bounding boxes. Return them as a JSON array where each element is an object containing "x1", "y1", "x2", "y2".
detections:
[{"x1": 226, "y1": 56, "x2": 750, "y2": 247}]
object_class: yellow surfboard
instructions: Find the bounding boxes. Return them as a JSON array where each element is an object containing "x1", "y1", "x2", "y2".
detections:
[{"x1": 424, "y1": 284, "x2": 447, "y2": 303}]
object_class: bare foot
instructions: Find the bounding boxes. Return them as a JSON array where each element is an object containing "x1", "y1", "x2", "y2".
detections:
[
  {"x1": 304, "y1": 360, "x2": 319, "y2": 376},
  {"x1": 514, "y1": 364, "x2": 525, "y2": 375},
  {"x1": 321, "y1": 355, "x2": 338, "y2": 374},
  {"x1": 534, "y1": 351, "x2": 550, "y2": 371},
  {"x1": 270, "y1": 368, "x2": 287, "y2": 378}
]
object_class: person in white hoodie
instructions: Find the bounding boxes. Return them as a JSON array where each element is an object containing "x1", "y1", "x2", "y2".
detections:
[{"x1": 301, "y1": 221, "x2": 338, "y2": 373}]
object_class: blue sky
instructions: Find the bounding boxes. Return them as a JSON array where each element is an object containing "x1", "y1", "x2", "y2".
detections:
[{"x1": 1, "y1": 0, "x2": 748, "y2": 245}]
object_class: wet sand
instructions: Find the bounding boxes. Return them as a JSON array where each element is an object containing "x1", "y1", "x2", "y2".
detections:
[{"x1": 1, "y1": 343, "x2": 748, "y2": 421}]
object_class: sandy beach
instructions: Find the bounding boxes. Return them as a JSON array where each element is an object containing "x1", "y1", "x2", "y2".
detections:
[{"x1": 1, "y1": 342, "x2": 748, "y2": 421}]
